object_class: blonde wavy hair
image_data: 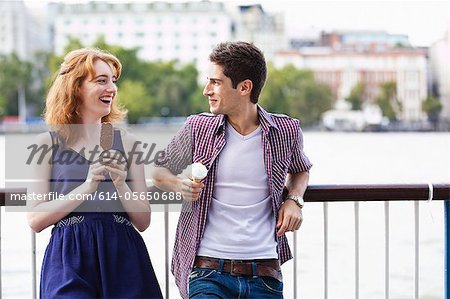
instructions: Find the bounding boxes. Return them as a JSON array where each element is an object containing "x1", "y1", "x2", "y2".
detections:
[{"x1": 43, "y1": 48, "x2": 126, "y2": 144}]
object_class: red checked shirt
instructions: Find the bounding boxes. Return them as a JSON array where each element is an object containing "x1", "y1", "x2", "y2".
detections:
[{"x1": 155, "y1": 105, "x2": 312, "y2": 299}]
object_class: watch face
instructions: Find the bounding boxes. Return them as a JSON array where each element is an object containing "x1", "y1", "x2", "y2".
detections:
[
  {"x1": 298, "y1": 197, "x2": 305, "y2": 205},
  {"x1": 287, "y1": 195, "x2": 304, "y2": 207}
]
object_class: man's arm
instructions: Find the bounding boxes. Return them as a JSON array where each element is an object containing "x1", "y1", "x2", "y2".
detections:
[
  {"x1": 276, "y1": 171, "x2": 309, "y2": 236},
  {"x1": 152, "y1": 167, "x2": 204, "y2": 202},
  {"x1": 151, "y1": 118, "x2": 204, "y2": 201}
]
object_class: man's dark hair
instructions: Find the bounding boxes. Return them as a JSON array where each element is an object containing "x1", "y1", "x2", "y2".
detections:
[{"x1": 209, "y1": 41, "x2": 267, "y2": 104}]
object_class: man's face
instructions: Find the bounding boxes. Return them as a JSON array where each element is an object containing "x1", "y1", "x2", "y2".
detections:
[{"x1": 203, "y1": 63, "x2": 241, "y2": 116}]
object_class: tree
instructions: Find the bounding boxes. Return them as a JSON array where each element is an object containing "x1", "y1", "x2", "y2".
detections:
[
  {"x1": 261, "y1": 64, "x2": 333, "y2": 126},
  {"x1": 375, "y1": 81, "x2": 401, "y2": 121},
  {"x1": 345, "y1": 82, "x2": 365, "y2": 110},
  {"x1": 422, "y1": 95, "x2": 442, "y2": 128},
  {"x1": 117, "y1": 80, "x2": 155, "y2": 123},
  {"x1": 0, "y1": 53, "x2": 31, "y2": 116},
  {"x1": 39, "y1": 37, "x2": 205, "y2": 121}
]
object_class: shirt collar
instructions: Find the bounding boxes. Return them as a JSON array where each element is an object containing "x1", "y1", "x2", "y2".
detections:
[
  {"x1": 257, "y1": 104, "x2": 279, "y2": 132},
  {"x1": 215, "y1": 104, "x2": 278, "y2": 135}
]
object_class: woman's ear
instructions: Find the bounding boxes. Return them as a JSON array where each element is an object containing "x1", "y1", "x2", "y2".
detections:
[{"x1": 239, "y1": 79, "x2": 253, "y2": 96}]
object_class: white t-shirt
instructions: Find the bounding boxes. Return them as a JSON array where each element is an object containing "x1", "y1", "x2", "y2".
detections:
[{"x1": 197, "y1": 124, "x2": 278, "y2": 259}]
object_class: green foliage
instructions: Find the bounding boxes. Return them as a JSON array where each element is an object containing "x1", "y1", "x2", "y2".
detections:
[
  {"x1": 345, "y1": 82, "x2": 365, "y2": 110},
  {"x1": 0, "y1": 53, "x2": 32, "y2": 116},
  {"x1": 261, "y1": 64, "x2": 333, "y2": 126},
  {"x1": 375, "y1": 81, "x2": 401, "y2": 121},
  {"x1": 0, "y1": 95, "x2": 6, "y2": 116},
  {"x1": 2, "y1": 37, "x2": 333, "y2": 125},
  {"x1": 117, "y1": 80, "x2": 154, "y2": 123},
  {"x1": 422, "y1": 95, "x2": 442, "y2": 124}
]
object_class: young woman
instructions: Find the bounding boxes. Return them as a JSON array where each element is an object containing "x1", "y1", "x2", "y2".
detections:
[{"x1": 27, "y1": 48, "x2": 162, "y2": 298}]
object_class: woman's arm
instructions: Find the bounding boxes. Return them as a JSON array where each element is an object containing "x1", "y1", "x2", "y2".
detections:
[
  {"x1": 113, "y1": 131, "x2": 151, "y2": 232},
  {"x1": 26, "y1": 133, "x2": 107, "y2": 232}
]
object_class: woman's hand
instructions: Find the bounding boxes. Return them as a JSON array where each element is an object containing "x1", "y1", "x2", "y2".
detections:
[
  {"x1": 84, "y1": 161, "x2": 108, "y2": 193},
  {"x1": 105, "y1": 154, "x2": 128, "y2": 189}
]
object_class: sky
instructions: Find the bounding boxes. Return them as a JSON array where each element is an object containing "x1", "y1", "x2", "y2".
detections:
[{"x1": 23, "y1": 0, "x2": 450, "y2": 47}]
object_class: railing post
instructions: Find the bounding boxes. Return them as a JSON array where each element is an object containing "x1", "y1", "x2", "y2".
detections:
[
  {"x1": 414, "y1": 201, "x2": 419, "y2": 299},
  {"x1": 0, "y1": 209, "x2": 2, "y2": 299},
  {"x1": 323, "y1": 202, "x2": 328, "y2": 299},
  {"x1": 445, "y1": 200, "x2": 450, "y2": 299},
  {"x1": 31, "y1": 231, "x2": 36, "y2": 299},
  {"x1": 385, "y1": 201, "x2": 390, "y2": 299},
  {"x1": 354, "y1": 202, "x2": 359, "y2": 299},
  {"x1": 164, "y1": 204, "x2": 169, "y2": 299},
  {"x1": 293, "y1": 230, "x2": 298, "y2": 299}
]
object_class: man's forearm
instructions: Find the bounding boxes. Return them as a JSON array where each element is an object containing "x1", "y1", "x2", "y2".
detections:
[
  {"x1": 286, "y1": 171, "x2": 309, "y2": 196},
  {"x1": 152, "y1": 167, "x2": 182, "y2": 193}
]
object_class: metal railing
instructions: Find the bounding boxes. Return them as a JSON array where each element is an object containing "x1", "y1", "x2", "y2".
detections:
[{"x1": 1, "y1": 184, "x2": 449, "y2": 299}]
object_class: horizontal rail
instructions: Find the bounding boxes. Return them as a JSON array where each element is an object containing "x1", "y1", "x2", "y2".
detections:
[{"x1": 2, "y1": 184, "x2": 449, "y2": 206}]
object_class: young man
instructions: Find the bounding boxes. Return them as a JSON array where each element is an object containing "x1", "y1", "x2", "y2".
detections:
[{"x1": 153, "y1": 41, "x2": 312, "y2": 298}]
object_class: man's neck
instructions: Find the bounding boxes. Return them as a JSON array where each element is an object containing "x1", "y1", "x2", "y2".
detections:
[{"x1": 227, "y1": 104, "x2": 259, "y2": 136}]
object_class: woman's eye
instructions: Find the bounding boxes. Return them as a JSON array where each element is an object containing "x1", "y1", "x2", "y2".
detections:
[{"x1": 97, "y1": 79, "x2": 106, "y2": 84}]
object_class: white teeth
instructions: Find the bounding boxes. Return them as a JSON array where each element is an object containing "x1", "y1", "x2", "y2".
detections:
[{"x1": 100, "y1": 97, "x2": 112, "y2": 103}]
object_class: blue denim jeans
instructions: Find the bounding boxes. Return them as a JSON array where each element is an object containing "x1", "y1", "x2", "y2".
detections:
[{"x1": 188, "y1": 263, "x2": 283, "y2": 299}]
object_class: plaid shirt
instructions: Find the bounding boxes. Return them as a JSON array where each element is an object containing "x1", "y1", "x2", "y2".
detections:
[{"x1": 155, "y1": 105, "x2": 312, "y2": 298}]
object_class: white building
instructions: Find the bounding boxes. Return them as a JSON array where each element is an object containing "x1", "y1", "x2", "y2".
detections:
[
  {"x1": 274, "y1": 48, "x2": 428, "y2": 121},
  {"x1": 0, "y1": 1, "x2": 49, "y2": 60},
  {"x1": 429, "y1": 30, "x2": 450, "y2": 121},
  {"x1": 229, "y1": 4, "x2": 287, "y2": 61},
  {"x1": 48, "y1": 1, "x2": 233, "y2": 78}
]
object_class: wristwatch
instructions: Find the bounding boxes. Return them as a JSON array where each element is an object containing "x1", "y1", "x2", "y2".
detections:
[{"x1": 286, "y1": 194, "x2": 304, "y2": 208}]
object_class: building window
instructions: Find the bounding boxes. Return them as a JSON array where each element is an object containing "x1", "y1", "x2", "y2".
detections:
[{"x1": 136, "y1": 32, "x2": 145, "y2": 38}]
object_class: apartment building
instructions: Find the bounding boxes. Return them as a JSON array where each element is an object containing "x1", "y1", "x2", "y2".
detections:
[
  {"x1": 274, "y1": 48, "x2": 428, "y2": 121},
  {"x1": 0, "y1": 1, "x2": 49, "y2": 60}
]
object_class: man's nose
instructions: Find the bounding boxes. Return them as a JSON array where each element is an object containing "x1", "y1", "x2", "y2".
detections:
[{"x1": 203, "y1": 84, "x2": 211, "y2": 96}]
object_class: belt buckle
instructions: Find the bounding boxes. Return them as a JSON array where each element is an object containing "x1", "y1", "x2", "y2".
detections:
[{"x1": 230, "y1": 259, "x2": 241, "y2": 276}]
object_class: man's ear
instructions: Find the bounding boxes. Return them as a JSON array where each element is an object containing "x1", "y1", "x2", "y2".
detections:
[{"x1": 239, "y1": 79, "x2": 253, "y2": 96}]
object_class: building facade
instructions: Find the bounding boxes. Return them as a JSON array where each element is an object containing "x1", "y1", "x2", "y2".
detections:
[
  {"x1": 48, "y1": 1, "x2": 233, "y2": 78},
  {"x1": 48, "y1": 1, "x2": 286, "y2": 78},
  {"x1": 0, "y1": 1, "x2": 49, "y2": 60},
  {"x1": 274, "y1": 49, "x2": 428, "y2": 121}
]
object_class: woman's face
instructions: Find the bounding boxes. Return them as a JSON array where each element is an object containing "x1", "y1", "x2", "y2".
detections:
[{"x1": 78, "y1": 59, "x2": 118, "y2": 122}]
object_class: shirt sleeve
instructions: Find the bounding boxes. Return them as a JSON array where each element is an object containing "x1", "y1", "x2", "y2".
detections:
[
  {"x1": 289, "y1": 119, "x2": 313, "y2": 173},
  {"x1": 154, "y1": 118, "x2": 193, "y2": 175}
]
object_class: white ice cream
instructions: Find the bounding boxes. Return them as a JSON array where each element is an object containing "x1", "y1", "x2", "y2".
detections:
[{"x1": 191, "y1": 162, "x2": 208, "y2": 181}]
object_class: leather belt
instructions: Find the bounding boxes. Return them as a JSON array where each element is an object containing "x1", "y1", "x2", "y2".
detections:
[{"x1": 193, "y1": 256, "x2": 282, "y2": 281}]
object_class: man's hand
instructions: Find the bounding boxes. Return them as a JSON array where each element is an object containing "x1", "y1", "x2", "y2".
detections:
[
  {"x1": 179, "y1": 178, "x2": 204, "y2": 202},
  {"x1": 276, "y1": 200, "x2": 303, "y2": 236}
]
